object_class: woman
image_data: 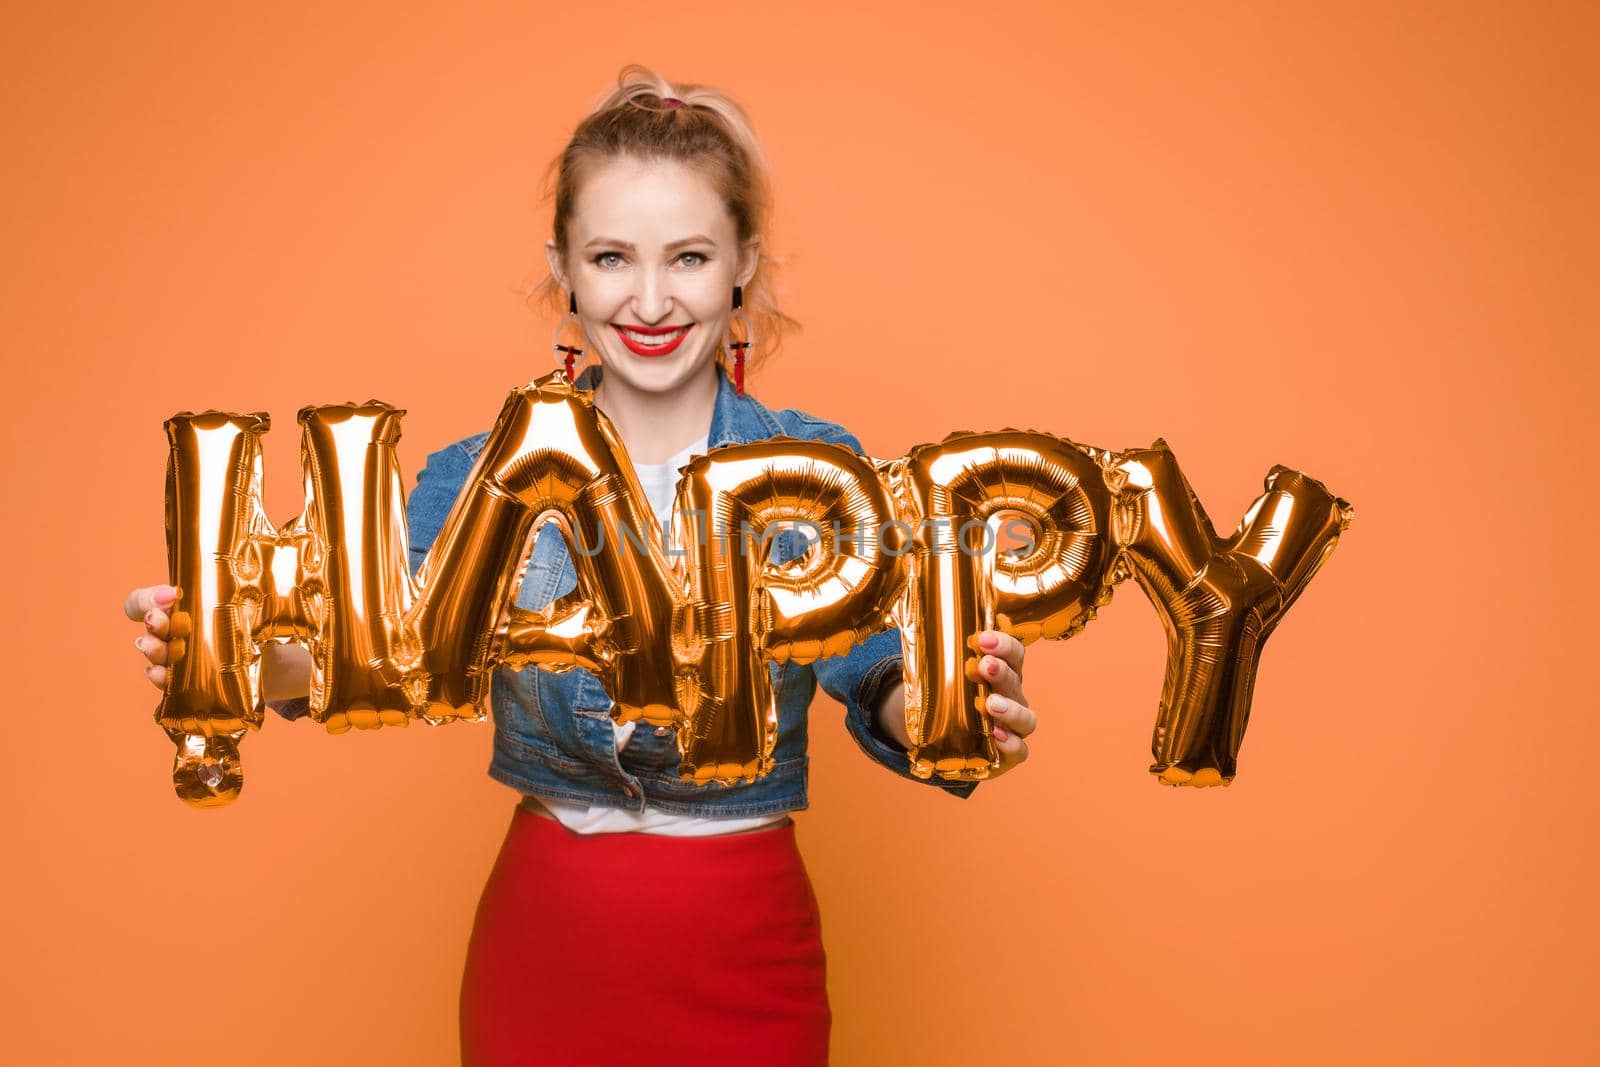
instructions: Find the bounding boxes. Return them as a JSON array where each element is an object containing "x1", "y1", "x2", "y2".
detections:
[{"x1": 123, "y1": 65, "x2": 1040, "y2": 1065}]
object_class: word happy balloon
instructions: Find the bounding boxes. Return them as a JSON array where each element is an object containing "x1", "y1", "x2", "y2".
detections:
[{"x1": 153, "y1": 373, "x2": 1353, "y2": 806}]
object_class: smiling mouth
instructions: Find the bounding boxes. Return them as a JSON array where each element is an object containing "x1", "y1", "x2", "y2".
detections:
[{"x1": 613, "y1": 323, "x2": 692, "y2": 357}]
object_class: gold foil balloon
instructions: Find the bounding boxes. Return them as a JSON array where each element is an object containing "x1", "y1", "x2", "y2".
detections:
[
  {"x1": 673, "y1": 439, "x2": 900, "y2": 783},
  {"x1": 156, "y1": 375, "x2": 721, "y2": 804},
  {"x1": 290, "y1": 402, "x2": 419, "y2": 731},
  {"x1": 407, "y1": 378, "x2": 686, "y2": 728},
  {"x1": 151, "y1": 370, "x2": 1355, "y2": 806},
  {"x1": 1099, "y1": 440, "x2": 1355, "y2": 787},
  {"x1": 157, "y1": 410, "x2": 271, "y2": 806},
  {"x1": 884, "y1": 432, "x2": 1119, "y2": 784},
  {"x1": 158, "y1": 402, "x2": 426, "y2": 806}
]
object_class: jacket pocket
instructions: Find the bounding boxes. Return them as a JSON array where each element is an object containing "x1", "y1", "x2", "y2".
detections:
[
  {"x1": 491, "y1": 666, "x2": 567, "y2": 758},
  {"x1": 616, "y1": 718, "x2": 681, "y2": 775}
]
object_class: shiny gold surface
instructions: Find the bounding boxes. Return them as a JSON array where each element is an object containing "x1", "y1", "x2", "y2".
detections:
[
  {"x1": 886, "y1": 431, "x2": 1120, "y2": 782},
  {"x1": 1099, "y1": 441, "x2": 1354, "y2": 787},
  {"x1": 673, "y1": 439, "x2": 899, "y2": 783},
  {"x1": 156, "y1": 410, "x2": 271, "y2": 806},
  {"x1": 152, "y1": 375, "x2": 1353, "y2": 805},
  {"x1": 411, "y1": 378, "x2": 686, "y2": 729}
]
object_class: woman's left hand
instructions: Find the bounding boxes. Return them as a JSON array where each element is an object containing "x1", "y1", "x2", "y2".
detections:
[{"x1": 969, "y1": 630, "x2": 1036, "y2": 780}]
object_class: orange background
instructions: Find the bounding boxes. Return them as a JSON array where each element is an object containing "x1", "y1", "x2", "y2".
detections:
[{"x1": 3, "y1": 2, "x2": 1594, "y2": 1063}]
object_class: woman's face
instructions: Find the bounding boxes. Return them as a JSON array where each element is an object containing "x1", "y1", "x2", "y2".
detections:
[{"x1": 548, "y1": 155, "x2": 757, "y2": 395}]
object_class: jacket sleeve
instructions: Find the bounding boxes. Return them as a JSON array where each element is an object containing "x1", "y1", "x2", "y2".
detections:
[
  {"x1": 265, "y1": 438, "x2": 476, "y2": 722},
  {"x1": 781, "y1": 413, "x2": 979, "y2": 799},
  {"x1": 813, "y1": 629, "x2": 979, "y2": 799}
]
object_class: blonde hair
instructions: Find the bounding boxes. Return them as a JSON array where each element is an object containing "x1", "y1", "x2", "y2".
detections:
[{"x1": 525, "y1": 64, "x2": 798, "y2": 371}]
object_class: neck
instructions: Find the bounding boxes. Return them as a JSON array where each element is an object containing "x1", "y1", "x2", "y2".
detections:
[{"x1": 592, "y1": 361, "x2": 718, "y2": 464}]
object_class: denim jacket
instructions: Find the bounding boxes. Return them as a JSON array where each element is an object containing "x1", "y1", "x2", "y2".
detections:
[{"x1": 269, "y1": 364, "x2": 978, "y2": 813}]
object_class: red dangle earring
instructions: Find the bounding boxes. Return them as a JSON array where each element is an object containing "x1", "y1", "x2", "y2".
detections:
[
  {"x1": 725, "y1": 285, "x2": 754, "y2": 395},
  {"x1": 552, "y1": 290, "x2": 585, "y2": 381}
]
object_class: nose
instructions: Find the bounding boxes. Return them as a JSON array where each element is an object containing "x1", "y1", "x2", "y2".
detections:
[{"x1": 630, "y1": 265, "x2": 674, "y2": 324}]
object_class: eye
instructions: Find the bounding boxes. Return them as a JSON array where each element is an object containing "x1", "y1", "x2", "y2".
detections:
[
  {"x1": 676, "y1": 251, "x2": 709, "y2": 269},
  {"x1": 592, "y1": 251, "x2": 625, "y2": 270}
]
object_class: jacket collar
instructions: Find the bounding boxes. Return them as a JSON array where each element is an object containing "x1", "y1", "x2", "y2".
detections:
[{"x1": 571, "y1": 362, "x2": 783, "y2": 448}]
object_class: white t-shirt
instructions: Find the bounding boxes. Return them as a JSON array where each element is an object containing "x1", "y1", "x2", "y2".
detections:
[{"x1": 527, "y1": 434, "x2": 791, "y2": 837}]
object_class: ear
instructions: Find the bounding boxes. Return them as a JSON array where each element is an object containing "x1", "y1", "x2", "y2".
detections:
[
  {"x1": 735, "y1": 236, "x2": 761, "y2": 290},
  {"x1": 545, "y1": 238, "x2": 570, "y2": 292}
]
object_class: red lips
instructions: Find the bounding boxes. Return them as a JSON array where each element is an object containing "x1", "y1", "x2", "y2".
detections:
[{"x1": 613, "y1": 323, "x2": 691, "y2": 357}]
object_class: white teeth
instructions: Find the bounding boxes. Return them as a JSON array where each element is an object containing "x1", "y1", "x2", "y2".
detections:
[{"x1": 620, "y1": 326, "x2": 688, "y2": 345}]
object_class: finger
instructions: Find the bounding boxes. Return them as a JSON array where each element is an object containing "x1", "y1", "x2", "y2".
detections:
[
  {"x1": 123, "y1": 587, "x2": 151, "y2": 622},
  {"x1": 989, "y1": 721, "x2": 1029, "y2": 764},
  {"x1": 965, "y1": 654, "x2": 1024, "y2": 702},
  {"x1": 134, "y1": 634, "x2": 170, "y2": 666},
  {"x1": 124, "y1": 584, "x2": 179, "y2": 623},
  {"x1": 142, "y1": 607, "x2": 192, "y2": 642},
  {"x1": 143, "y1": 605, "x2": 170, "y2": 640},
  {"x1": 971, "y1": 630, "x2": 1024, "y2": 675},
  {"x1": 984, "y1": 692, "x2": 1038, "y2": 738},
  {"x1": 144, "y1": 663, "x2": 168, "y2": 690}
]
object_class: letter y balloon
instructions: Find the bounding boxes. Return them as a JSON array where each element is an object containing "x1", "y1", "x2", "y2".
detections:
[
  {"x1": 1099, "y1": 443, "x2": 1354, "y2": 786},
  {"x1": 149, "y1": 374, "x2": 1352, "y2": 806}
]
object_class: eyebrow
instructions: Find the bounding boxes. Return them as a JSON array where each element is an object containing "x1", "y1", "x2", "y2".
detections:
[{"x1": 583, "y1": 234, "x2": 715, "y2": 251}]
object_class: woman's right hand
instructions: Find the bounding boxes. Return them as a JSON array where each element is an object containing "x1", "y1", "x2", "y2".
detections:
[
  {"x1": 123, "y1": 583, "x2": 187, "y2": 689},
  {"x1": 124, "y1": 584, "x2": 311, "y2": 703}
]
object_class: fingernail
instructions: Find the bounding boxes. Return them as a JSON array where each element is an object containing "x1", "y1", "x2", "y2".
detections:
[
  {"x1": 985, "y1": 657, "x2": 999, "y2": 675},
  {"x1": 144, "y1": 610, "x2": 156, "y2": 628},
  {"x1": 987, "y1": 694, "x2": 1005, "y2": 714},
  {"x1": 134, "y1": 636, "x2": 145, "y2": 651},
  {"x1": 155, "y1": 587, "x2": 177, "y2": 606},
  {"x1": 993, "y1": 727, "x2": 1009, "y2": 740},
  {"x1": 979, "y1": 632, "x2": 998, "y2": 650}
]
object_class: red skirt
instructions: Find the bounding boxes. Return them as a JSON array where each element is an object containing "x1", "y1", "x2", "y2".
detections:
[{"x1": 459, "y1": 804, "x2": 831, "y2": 1066}]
